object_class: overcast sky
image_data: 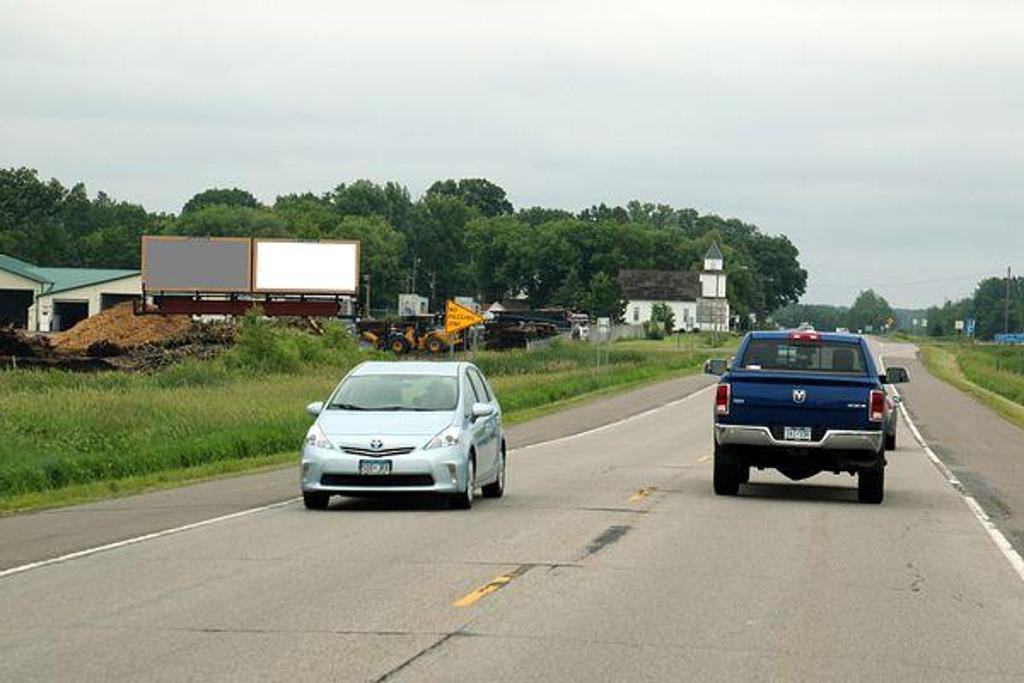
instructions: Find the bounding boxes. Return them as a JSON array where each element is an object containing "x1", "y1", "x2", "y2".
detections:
[{"x1": 2, "y1": 0, "x2": 1021, "y2": 307}]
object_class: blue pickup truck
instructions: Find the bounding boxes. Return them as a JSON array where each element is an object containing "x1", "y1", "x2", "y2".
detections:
[{"x1": 706, "y1": 330, "x2": 909, "y2": 503}]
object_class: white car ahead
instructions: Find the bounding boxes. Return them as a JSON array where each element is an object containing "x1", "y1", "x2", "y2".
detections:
[{"x1": 300, "y1": 361, "x2": 506, "y2": 510}]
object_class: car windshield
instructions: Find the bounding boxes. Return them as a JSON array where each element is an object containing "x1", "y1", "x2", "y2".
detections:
[
  {"x1": 328, "y1": 374, "x2": 459, "y2": 411},
  {"x1": 741, "y1": 339, "x2": 867, "y2": 374}
]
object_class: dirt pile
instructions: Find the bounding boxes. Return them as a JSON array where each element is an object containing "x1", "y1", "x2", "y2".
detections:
[
  {"x1": 52, "y1": 303, "x2": 192, "y2": 353},
  {"x1": 0, "y1": 328, "x2": 52, "y2": 357}
]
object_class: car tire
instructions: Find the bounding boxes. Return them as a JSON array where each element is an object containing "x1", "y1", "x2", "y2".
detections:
[
  {"x1": 482, "y1": 448, "x2": 506, "y2": 499},
  {"x1": 737, "y1": 465, "x2": 750, "y2": 485},
  {"x1": 858, "y1": 467, "x2": 884, "y2": 504},
  {"x1": 450, "y1": 458, "x2": 475, "y2": 509},
  {"x1": 885, "y1": 432, "x2": 896, "y2": 451},
  {"x1": 303, "y1": 492, "x2": 330, "y2": 510},
  {"x1": 713, "y1": 444, "x2": 741, "y2": 496}
]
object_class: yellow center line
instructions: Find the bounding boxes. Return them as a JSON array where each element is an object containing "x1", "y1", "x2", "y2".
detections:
[
  {"x1": 628, "y1": 486, "x2": 657, "y2": 502},
  {"x1": 697, "y1": 454, "x2": 711, "y2": 464},
  {"x1": 452, "y1": 564, "x2": 533, "y2": 608}
]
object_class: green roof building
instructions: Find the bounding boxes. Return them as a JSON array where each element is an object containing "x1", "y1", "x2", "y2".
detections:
[{"x1": 0, "y1": 254, "x2": 140, "y2": 332}]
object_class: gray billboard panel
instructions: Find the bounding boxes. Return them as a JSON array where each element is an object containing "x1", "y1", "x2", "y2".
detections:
[{"x1": 142, "y1": 236, "x2": 252, "y2": 292}]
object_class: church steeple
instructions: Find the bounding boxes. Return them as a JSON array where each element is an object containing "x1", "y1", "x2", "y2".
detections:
[{"x1": 703, "y1": 242, "x2": 724, "y2": 272}]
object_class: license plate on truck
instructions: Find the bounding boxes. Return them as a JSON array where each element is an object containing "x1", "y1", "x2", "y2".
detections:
[
  {"x1": 784, "y1": 426, "x2": 813, "y2": 441},
  {"x1": 359, "y1": 460, "x2": 392, "y2": 476}
]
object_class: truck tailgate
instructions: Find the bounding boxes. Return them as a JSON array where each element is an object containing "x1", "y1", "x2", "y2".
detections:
[{"x1": 727, "y1": 371, "x2": 877, "y2": 433}]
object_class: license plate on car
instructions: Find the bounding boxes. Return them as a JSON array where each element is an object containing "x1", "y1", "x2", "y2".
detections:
[
  {"x1": 784, "y1": 426, "x2": 813, "y2": 442},
  {"x1": 359, "y1": 460, "x2": 392, "y2": 476}
]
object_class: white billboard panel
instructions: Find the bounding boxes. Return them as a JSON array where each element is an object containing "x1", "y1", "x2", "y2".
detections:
[{"x1": 253, "y1": 240, "x2": 359, "y2": 294}]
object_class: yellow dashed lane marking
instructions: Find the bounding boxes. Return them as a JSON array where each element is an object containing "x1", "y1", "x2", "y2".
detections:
[
  {"x1": 628, "y1": 486, "x2": 657, "y2": 502},
  {"x1": 697, "y1": 454, "x2": 711, "y2": 464},
  {"x1": 453, "y1": 564, "x2": 533, "y2": 608}
]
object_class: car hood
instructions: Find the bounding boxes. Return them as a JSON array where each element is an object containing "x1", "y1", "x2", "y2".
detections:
[{"x1": 317, "y1": 410, "x2": 454, "y2": 438}]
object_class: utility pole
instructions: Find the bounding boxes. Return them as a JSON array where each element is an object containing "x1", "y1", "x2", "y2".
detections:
[
  {"x1": 363, "y1": 274, "x2": 371, "y2": 318},
  {"x1": 1006, "y1": 265, "x2": 1013, "y2": 334}
]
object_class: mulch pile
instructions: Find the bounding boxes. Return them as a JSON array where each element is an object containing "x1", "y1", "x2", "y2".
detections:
[{"x1": 52, "y1": 303, "x2": 192, "y2": 353}]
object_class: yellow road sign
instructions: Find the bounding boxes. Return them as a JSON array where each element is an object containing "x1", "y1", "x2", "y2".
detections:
[{"x1": 445, "y1": 299, "x2": 484, "y2": 334}]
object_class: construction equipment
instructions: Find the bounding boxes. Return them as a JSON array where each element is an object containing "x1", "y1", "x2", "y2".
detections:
[{"x1": 358, "y1": 317, "x2": 463, "y2": 355}]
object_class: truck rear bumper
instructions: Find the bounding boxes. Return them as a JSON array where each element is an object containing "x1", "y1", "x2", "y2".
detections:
[{"x1": 715, "y1": 424, "x2": 883, "y2": 452}]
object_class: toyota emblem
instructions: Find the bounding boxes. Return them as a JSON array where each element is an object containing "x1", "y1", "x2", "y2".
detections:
[
  {"x1": 370, "y1": 439, "x2": 383, "y2": 450},
  {"x1": 792, "y1": 389, "x2": 806, "y2": 404}
]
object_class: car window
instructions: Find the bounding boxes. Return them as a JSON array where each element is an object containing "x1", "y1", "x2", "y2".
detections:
[
  {"x1": 462, "y1": 375, "x2": 480, "y2": 417},
  {"x1": 329, "y1": 374, "x2": 458, "y2": 411},
  {"x1": 741, "y1": 340, "x2": 867, "y2": 374},
  {"x1": 468, "y1": 369, "x2": 491, "y2": 402}
]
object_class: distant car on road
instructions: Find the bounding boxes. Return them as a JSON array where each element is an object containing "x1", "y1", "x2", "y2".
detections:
[
  {"x1": 300, "y1": 361, "x2": 506, "y2": 510},
  {"x1": 706, "y1": 330, "x2": 909, "y2": 503}
]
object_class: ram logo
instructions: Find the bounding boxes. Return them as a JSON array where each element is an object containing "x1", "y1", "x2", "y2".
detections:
[{"x1": 792, "y1": 389, "x2": 807, "y2": 404}]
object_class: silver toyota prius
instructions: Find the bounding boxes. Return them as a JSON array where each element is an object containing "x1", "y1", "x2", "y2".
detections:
[{"x1": 300, "y1": 361, "x2": 506, "y2": 510}]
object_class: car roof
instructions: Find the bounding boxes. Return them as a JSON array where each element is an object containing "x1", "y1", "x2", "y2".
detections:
[
  {"x1": 351, "y1": 361, "x2": 465, "y2": 377},
  {"x1": 749, "y1": 331, "x2": 864, "y2": 343}
]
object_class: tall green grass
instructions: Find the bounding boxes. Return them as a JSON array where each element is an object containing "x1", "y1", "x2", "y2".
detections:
[
  {"x1": 0, "y1": 318, "x2": 715, "y2": 505},
  {"x1": 954, "y1": 345, "x2": 1024, "y2": 405}
]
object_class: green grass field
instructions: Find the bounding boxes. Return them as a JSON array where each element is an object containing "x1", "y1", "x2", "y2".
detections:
[
  {"x1": 0, "y1": 320, "x2": 734, "y2": 512},
  {"x1": 919, "y1": 343, "x2": 1024, "y2": 431}
]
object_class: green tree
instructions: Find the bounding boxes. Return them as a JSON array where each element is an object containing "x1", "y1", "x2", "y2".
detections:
[
  {"x1": 170, "y1": 205, "x2": 288, "y2": 237},
  {"x1": 182, "y1": 188, "x2": 260, "y2": 214},
  {"x1": 582, "y1": 272, "x2": 626, "y2": 321},
  {"x1": 426, "y1": 178, "x2": 513, "y2": 217},
  {"x1": 847, "y1": 290, "x2": 895, "y2": 333},
  {"x1": 650, "y1": 302, "x2": 675, "y2": 334}
]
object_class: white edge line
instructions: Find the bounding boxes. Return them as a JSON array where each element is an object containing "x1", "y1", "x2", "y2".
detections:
[
  {"x1": 891, "y1": 379, "x2": 1024, "y2": 584},
  {"x1": 0, "y1": 498, "x2": 301, "y2": 580},
  {"x1": 0, "y1": 381, "x2": 715, "y2": 581}
]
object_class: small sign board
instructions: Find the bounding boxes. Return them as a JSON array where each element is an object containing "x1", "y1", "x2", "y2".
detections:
[
  {"x1": 445, "y1": 299, "x2": 485, "y2": 334},
  {"x1": 965, "y1": 318, "x2": 976, "y2": 337},
  {"x1": 955, "y1": 320, "x2": 965, "y2": 331}
]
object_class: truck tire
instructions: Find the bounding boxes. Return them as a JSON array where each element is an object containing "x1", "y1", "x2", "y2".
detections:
[
  {"x1": 427, "y1": 336, "x2": 446, "y2": 354},
  {"x1": 713, "y1": 445, "x2": 741, "y2": 496},
  {"x1": 885, "y1": 432, "x2": 896, "y2": 451},
  {"x1": 388, "y1": 335, "x2": 410, "y2": 355},
  {"x1": 858, "y1": 467, "x2": 884, "y2": 504}
]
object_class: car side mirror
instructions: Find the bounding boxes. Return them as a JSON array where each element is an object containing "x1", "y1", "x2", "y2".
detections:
[
  {"x1": 471, "y1": 402, "x2": 495, "y2": 420},
  {"x1": 704, "y1": 358, "x2": 728, "y2": 376},
  {"x1": 882, "y1": 367, "x2": 910, "y2": 384},
  {"x1": 306, "y1": 401, "x2": 324, "y2": 417}
]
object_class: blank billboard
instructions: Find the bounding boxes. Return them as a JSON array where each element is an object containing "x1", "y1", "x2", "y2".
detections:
[
  {"x1": 253, "y1": 240, "x2": 359, "y2": 294},
  {"x1": 142, "y1": 236, "x2": 252, "y2": 292}
]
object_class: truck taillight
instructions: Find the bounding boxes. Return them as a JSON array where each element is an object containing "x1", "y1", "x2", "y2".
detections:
[
  {"x1": 869, "y1": 390, "x2": 885, "y2": 422},
  {"x1": 716, "y1": 383, "x2": 731, "y2": 415},
  {"x1": 788, "y1": 331, "x2": 820, "y2": 342}
]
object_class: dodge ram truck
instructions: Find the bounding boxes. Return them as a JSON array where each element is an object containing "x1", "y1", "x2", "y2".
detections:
[{"x1": 706, "y1": 330, "x2": 909, "y2": 504}]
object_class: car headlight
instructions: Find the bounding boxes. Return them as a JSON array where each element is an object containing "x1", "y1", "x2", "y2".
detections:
[
  {"x1": 305, "y1": 424, "x2": 334, "y2": 450},
  {"x1": 424, "y1": 424, "x2": 462, "y2": 450}
]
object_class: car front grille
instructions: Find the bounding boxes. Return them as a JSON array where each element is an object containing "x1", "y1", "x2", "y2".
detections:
[
  {"x1": 320, "y1": 473, "x2": 435, "y2": 487},
  {"x1": 341, "y1": 446, "x2": 416, "y2": 457}
]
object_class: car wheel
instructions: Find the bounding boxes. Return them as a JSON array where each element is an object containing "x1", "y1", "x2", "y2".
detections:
[
  {"x1": 450, "y1": 458, "x2": 475, "y2": 509},
  {"x1": 482, "y1": 448, "x2": 506, "y2": 499},
  {"x1": 885, "y1": 432, "x2": 896, "y2": 451},
  {"x1": 858, "y1": 467, "x2": 884, "y2": 504},
  {"x1": 737, "y1": 465, "x2": 750, "y2": 484},
  {"x1": 713, "y1": 444, "x2": 741, "y2": 496},
  {"x1": 303, "y1": 492, "x2": 330, "y2": 510}
]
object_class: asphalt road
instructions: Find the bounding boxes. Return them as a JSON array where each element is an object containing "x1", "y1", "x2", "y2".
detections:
[{"x1": 3, "y1": 356, "x2": 1024, "y2": 681}]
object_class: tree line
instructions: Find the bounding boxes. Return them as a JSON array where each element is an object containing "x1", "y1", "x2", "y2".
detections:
[
  {"x1": 775, "y1": 276, "x2": 1021, "y2": 340},
  {"x1": 0, "y1": 167, "x2": 807, "y2": 321}
]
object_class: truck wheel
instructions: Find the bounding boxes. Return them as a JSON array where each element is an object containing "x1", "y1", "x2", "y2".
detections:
[
  {"x1": 427, "y1": 336, "x2": 446, "y2": 354},
  {"x1": 858, "y1": 468, "x2": 884, "y2": 504},
  {"x1": 713, "y1": 446, "x2": 741, "y2": 496},
  {"x1": 388, "y1": 335, "x2": 410, "y2": 355},
  {"x1": 885, "y1": 432, "x2": 896, "y2": 451}
]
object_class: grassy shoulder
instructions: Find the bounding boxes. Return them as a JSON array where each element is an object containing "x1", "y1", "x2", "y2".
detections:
[
  {"x1": 919, "y1": 343, "x2": 1024, "y2": 431},
  {"x1": 0, "y1": 326, "x2": 734, "y2": 514}
]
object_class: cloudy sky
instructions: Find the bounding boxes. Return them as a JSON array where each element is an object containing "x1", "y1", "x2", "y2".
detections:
[{"x1": 2, "y1": 0, "x2": 1021, "y2": 307}]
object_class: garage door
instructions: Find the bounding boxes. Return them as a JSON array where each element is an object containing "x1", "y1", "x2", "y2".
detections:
[
  {"x1": 0, "y1": 289, "x2": 33, "y2": 328},
  {"x1": 52, "y1": 301, "x2": 89, "y2": 332}
]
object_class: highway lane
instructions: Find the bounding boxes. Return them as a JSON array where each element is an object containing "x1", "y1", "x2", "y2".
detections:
[
  {"x1": 0, "y1": 375, "x2": 713, "y2": 571},
  {"x1": 3, "y1": 365, "x2": 1024, "y2": 680}
]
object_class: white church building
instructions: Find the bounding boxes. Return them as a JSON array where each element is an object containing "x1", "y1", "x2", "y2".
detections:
[{"x1": 618, "y1": 242, "x2": 730, "y2": 332}]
